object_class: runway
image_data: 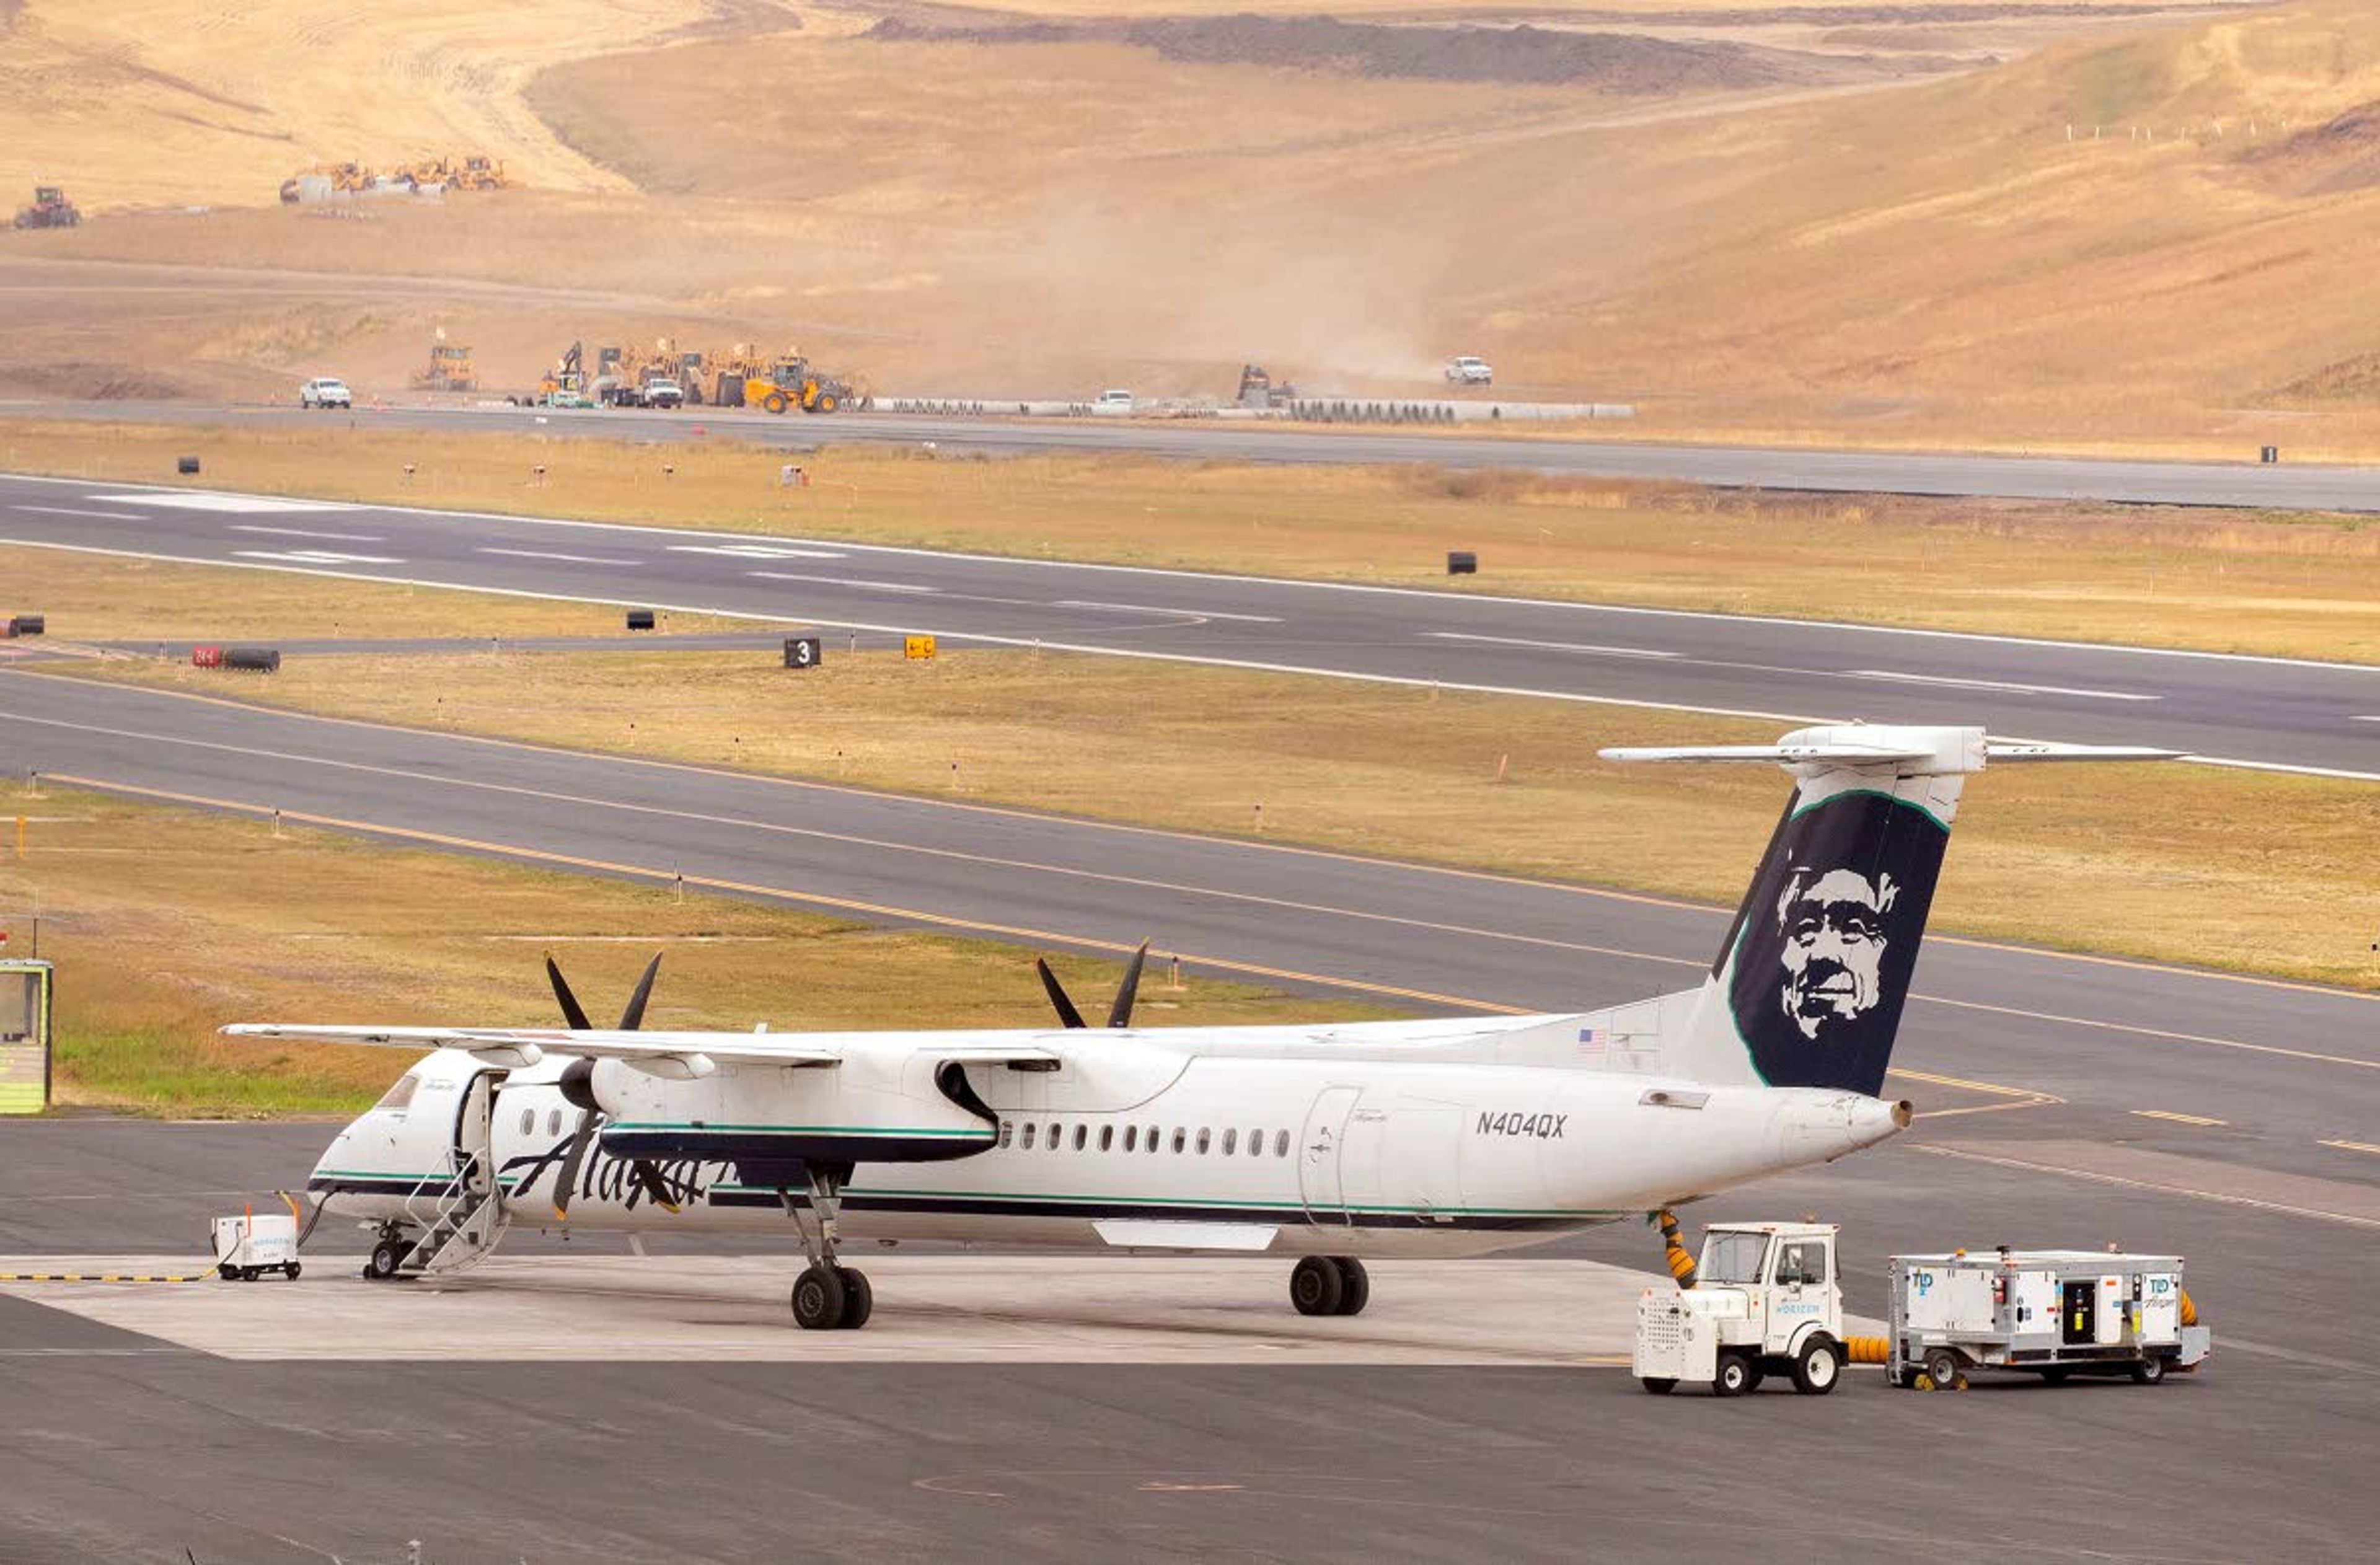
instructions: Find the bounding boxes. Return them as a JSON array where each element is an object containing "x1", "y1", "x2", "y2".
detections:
[
  {"x1": 27, "y1": 397, "x2": 2380, "y2": 513},
  {"x1": 3, "y1": 470, "x2": 2376, "y2": 778}
]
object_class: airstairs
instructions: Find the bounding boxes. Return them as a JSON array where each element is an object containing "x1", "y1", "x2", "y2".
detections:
[{"x1": 399, "y1": 1148, "x2": 510, "y2": 1276}]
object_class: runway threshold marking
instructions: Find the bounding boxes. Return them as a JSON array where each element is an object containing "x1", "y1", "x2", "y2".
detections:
[
  {"x1": 2129, "y1": 1108, "x2": 2226, "y2": 1127},
  {"x1": 1912, "y1": 1144, "x2": 2380, "y2": 1231},
  {"x1": 40, "y1": 770, "x2": 1532, "y2": 1016}
]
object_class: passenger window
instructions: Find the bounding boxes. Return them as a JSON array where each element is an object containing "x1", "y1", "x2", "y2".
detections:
[
  {"x1": 1147, "y1": 1124, "x2": 1160, "y2": 1152},
  {"x1": 998, "y1": 1120, "x2": 1013, "y2": 1148},
  {"x1": 1222, "y1": 1129, "x2": 1238, "y2": 1155},
  {"x1": 1073, "y1": 1124, "x2": 1087, "y2": 1152},
  {"x1": 1196, "y1": 1127, "x2": 1211, "y2": 1155},
  {"x1": 1171, "y1": 1128, "x2": 1186, "y2": 1154},
  {"x1": 1124, "y1": 1125, "x2": 1138, "y2": 1152},
  {"x1": 1100, "y1": 1125, "x2": 1114, "y2": 1152},
  {"x1": 1046, "y1": 1122, "x2": 1060, "y2": 1149},
  {"x1": 548, "y1": 1109, "x2": 563, "y2": 1137},
  {"x1": 372, "y1": 1075, "x2": 419, "y2": 1113},
  {"x1": 1248, "y1": 1127, "x2": 1261, "y2": 1157},
  {"x1": 519, "y1": 1108, "x2": 534, "y2": 1135},
  {"x1": 1022, "y1": 1123, "x2": 1037, "y2": 1149},
  {"x1": 1275, "y1": 1129, "x2": 1290, "y2": 1157}
]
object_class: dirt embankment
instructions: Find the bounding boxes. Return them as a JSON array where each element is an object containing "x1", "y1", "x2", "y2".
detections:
[
  {"x1": 2243, "y1": 99, "x2": 2380, "y2": 195},
  {"x1": 862, "y1": 14, "x2": 1832, "y2": 93}
]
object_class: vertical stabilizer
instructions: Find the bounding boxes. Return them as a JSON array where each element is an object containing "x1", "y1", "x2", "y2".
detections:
[{"x1": 1600, "y1": 726, "x2": 2170, "y2": 1096}]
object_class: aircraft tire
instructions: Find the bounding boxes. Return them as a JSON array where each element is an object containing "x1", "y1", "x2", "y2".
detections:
[
  {"x1": 1290, "y1": 1255, "x2": 1344, "y2": 1316},
  {"x1": 365, "y1": 1238, "x2": 412, "y2": 1281},
  {"x1": 834, "y1": 1266, "x2": 873, "y2": 1329},
  {"x1": 1330, "y1": 1257, "x2": 1370, "y2": 1316},
  {"x1": 791, "y1": 1263, "x2": 847, "y2": 1330}
]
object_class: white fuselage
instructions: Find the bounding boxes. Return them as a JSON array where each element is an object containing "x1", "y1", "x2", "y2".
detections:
[{"x1": 310, "y1": 1018, "x2": 1908, "y2": 1260}]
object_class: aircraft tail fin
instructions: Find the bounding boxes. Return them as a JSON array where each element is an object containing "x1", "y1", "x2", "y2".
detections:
[{"x1": 1602, "y1": 725, "x2": 2174, "y2": 1096}]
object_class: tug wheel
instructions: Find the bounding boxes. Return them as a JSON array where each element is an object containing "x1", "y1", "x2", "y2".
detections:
[
  {"x1": 1712, "y1": 1354, "x2": 1753, "y2": 1398},
  {"x1": 1920, "y1": 1349, "x2": 1963, "y2": 1391},
  {"x1": 2129, "y1": 1356, "x2": 2167, "y2": 1386},
  {"x1": 1640, "y1": 1378, "x2": 1677, "y2": 1396},
  {"x1": 1791, "y1": 1336, "x2": 1843, "y2": 1396}
]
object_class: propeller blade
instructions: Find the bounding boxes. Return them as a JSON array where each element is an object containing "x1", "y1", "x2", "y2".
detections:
[
  {"x1": 551, "y1": 1103, "x2": 601, "y2": 1220},
  {"x1": 617, "y1": 952, "x2": 663, "y2": 1031},
  {"x1": 1035, "y1": 957, "x2": 1088, "y2": 1029},
  {"x1": 1105, "y1": 940, "x2": 1151, "y2": 1029},
  {"x1": 629, "y1": 1159, "x2": 682, "y2": 1214},
  {"x1": 545, "y1": 954, "x2": 594, "y2": 1031}
]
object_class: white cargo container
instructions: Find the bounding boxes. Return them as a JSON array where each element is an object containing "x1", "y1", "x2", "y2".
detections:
[
  {"x1": 211, "y1": 1211, "x2": 302, "y2": 1282},
  {"x1": 1889, "y1": 1247, "x2": 2208, "y2": 1388}
]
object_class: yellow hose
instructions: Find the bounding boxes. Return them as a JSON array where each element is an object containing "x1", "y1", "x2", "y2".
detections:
[
  {"x1": 1843, "y1": 1336, "x2": 1890, "y2": 1365},
  {"x1": 1655, "y1": 1209, "x2": 1697, "y2": 1289},
  {"x1": 2179, "y1": 1288, "x2": 2200, "y2": 1328}
]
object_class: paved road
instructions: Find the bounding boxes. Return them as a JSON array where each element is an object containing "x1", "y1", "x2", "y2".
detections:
[
  {"x1": 4, "y1": 471, "x2": 2376, "y2": 778},
  {"x1": 25, "y1": 397, "x2": 2380, "y2": 511}
]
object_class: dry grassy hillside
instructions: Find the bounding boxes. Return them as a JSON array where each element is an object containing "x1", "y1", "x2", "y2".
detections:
[{"x1": 5, "y1": 0, "x2": 2379, "y2": 452}]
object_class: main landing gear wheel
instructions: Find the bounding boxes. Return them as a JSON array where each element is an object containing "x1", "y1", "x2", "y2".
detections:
[
  {"x1": 364, "y1": 1237, "x2": 413, "y2": 1281},
  {"x1": 791, "y1": 1264, "x2": 847, "y2": 1331},
  {"x1": 835, "y1": 1265, "x2": 873, "y2": 1329},
  {"x1": 1791, "y1": 1335, "x2": 1843, "y2": 1396},
  {"x1": 1290, "y1": 1255, "x2": 1344, "y2": 1316},
  {"x1": 1329, "y1": 1257, "x2": 1369, "y2": 1316}
]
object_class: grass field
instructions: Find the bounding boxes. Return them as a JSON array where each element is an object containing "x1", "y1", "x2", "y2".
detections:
[
  {"x1": 7, "y1": 420, "x2": 2375, "y2": 663},
  {"x1": 58, "y1": 648, "x2": 2380, "y2": 994},
  {"x1": 0, "y1": 785, "x2": 1382, "y2": 1116}
]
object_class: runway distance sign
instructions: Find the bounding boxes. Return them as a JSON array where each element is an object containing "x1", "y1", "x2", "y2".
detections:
[{"x1": 783, "y1": 636, "x2": 823, "y2": 670}]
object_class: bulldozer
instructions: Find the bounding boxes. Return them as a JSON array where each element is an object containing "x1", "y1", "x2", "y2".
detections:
[
  {"x1": 13, "y1": 185, "x2": 81, "y2": 230},
  {"x1": 451, "y1": 156, "x2": 507, "y2": 192},
  {"x1": 414, "y1": 331, "x2": 475, "y2": 392},
  {"x1": 716, "y1": 346, "x2": 853, "y2": 414}
]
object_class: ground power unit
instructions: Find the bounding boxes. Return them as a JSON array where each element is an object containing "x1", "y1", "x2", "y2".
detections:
[{"x1": 1888, "y1": 1248, "x2": 2209, "y2": 1388}]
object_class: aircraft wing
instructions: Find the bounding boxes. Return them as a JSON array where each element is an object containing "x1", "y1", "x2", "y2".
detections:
[{"x1": 220, "y1": 1025, "x2": 1061, "y2": 1072}]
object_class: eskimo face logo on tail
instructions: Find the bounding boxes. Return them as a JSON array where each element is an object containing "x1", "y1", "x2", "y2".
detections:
[
  {"x1": 1726, "y1": 790, "x2": 1947, "y2": 1095},
  {"x1": 1776, "y1": 866, "x2": 1897, "y2": 1041}
]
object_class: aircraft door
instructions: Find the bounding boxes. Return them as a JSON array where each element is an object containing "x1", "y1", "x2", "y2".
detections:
[
  {"x1": 454, "y1": 1070, "x2": 500, "y2": 1198},
  {"x1": 1298, "y1": 1086, "x2": 1361, "y2": 1223}
]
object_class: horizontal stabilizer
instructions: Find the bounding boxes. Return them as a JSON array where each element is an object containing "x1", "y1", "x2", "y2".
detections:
[
  {"x1": 1601, "y1": 741, "x2": 1934, "y2": 766},
  {"x1": 1980, "y1": 740, "x2": 2183, "y2": 763}
]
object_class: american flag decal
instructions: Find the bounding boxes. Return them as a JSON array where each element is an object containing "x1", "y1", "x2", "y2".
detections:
[{"x1": 1578, "y1": 1026, "x2": 1603, "y2": 1050}]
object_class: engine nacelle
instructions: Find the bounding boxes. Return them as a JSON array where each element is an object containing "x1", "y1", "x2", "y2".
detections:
[{"x1": 581, "y1": 1049, "x2": 997, "y2": 1175}]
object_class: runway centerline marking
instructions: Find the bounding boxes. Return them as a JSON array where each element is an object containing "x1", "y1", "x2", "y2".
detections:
[
  {"x1": 1426, "y1": 632, "x2": 1678, "y2": 659},
  {"x1": 14, "y1": 505, "x2": 143, "y2": 521},
  {"x1": 477, "y1": 547, "x2": 639, "y2": 566},
  {"x1": 1842, "y1": 669, "x2": 2157, "y2": 702},
  {"x1": 7, "y1": 537, "x2": 2374, "y2": 783},
  {"x1": 230, "y1": 549, "x2": 403, "y2": 565},
  {"x1": 2129, "y1": 1108, "x2": 2226, "y2": 1127},
  {"x1": 744, "y1": 571, "x2": 938, "y2": 594},
  {"x1": 1056, "y1": 600, "x2": 1282, "y2": 624},
  {"x1": 229, "y1": 524, "x2": 386, "y2": 542}
]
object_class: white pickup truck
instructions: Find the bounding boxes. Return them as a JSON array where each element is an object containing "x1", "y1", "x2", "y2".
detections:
[
  {"x1": 299, "y1": 376, "x2": 352, "y2": 409},
  {"x1": 1443, "y1": 356, "x2": 1493, "y2": 386}
]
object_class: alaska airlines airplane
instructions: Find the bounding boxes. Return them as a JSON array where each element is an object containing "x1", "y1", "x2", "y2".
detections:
[{"x1": 229, "y1": 724, "x2": 2166, "y2": 1331}]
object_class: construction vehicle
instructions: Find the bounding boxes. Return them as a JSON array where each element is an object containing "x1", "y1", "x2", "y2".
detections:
[
  {"x1": 535, "y1": 341, "x2": 596, "y2": 408},
  {"x1": 414, "y1": 332, "x2": 475, "y2": 393},
  {"x1": 1887, "y1": 1247, "x2": 2210, "y2": 1389},
  {"x1": 715, "y1": 346, "x2": 853, "y2": 414},
  {"x1": 1634, "y1": 1220, "x2": 1849, "y2": 1397},
  {"x1": 1236, "y1": 364, "x2": 1298, "y2": 409},
  {"x1": 451, "y1": 155, "x2": 507, "y2": 192},
  {"x1": 12, "y1": 185, "x2": 81, "y2": 230}
]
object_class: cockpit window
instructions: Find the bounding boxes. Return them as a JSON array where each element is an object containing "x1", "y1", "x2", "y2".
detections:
[{"x1": 372, "y1": 1074, "x2": 420, "y2": 1113}]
